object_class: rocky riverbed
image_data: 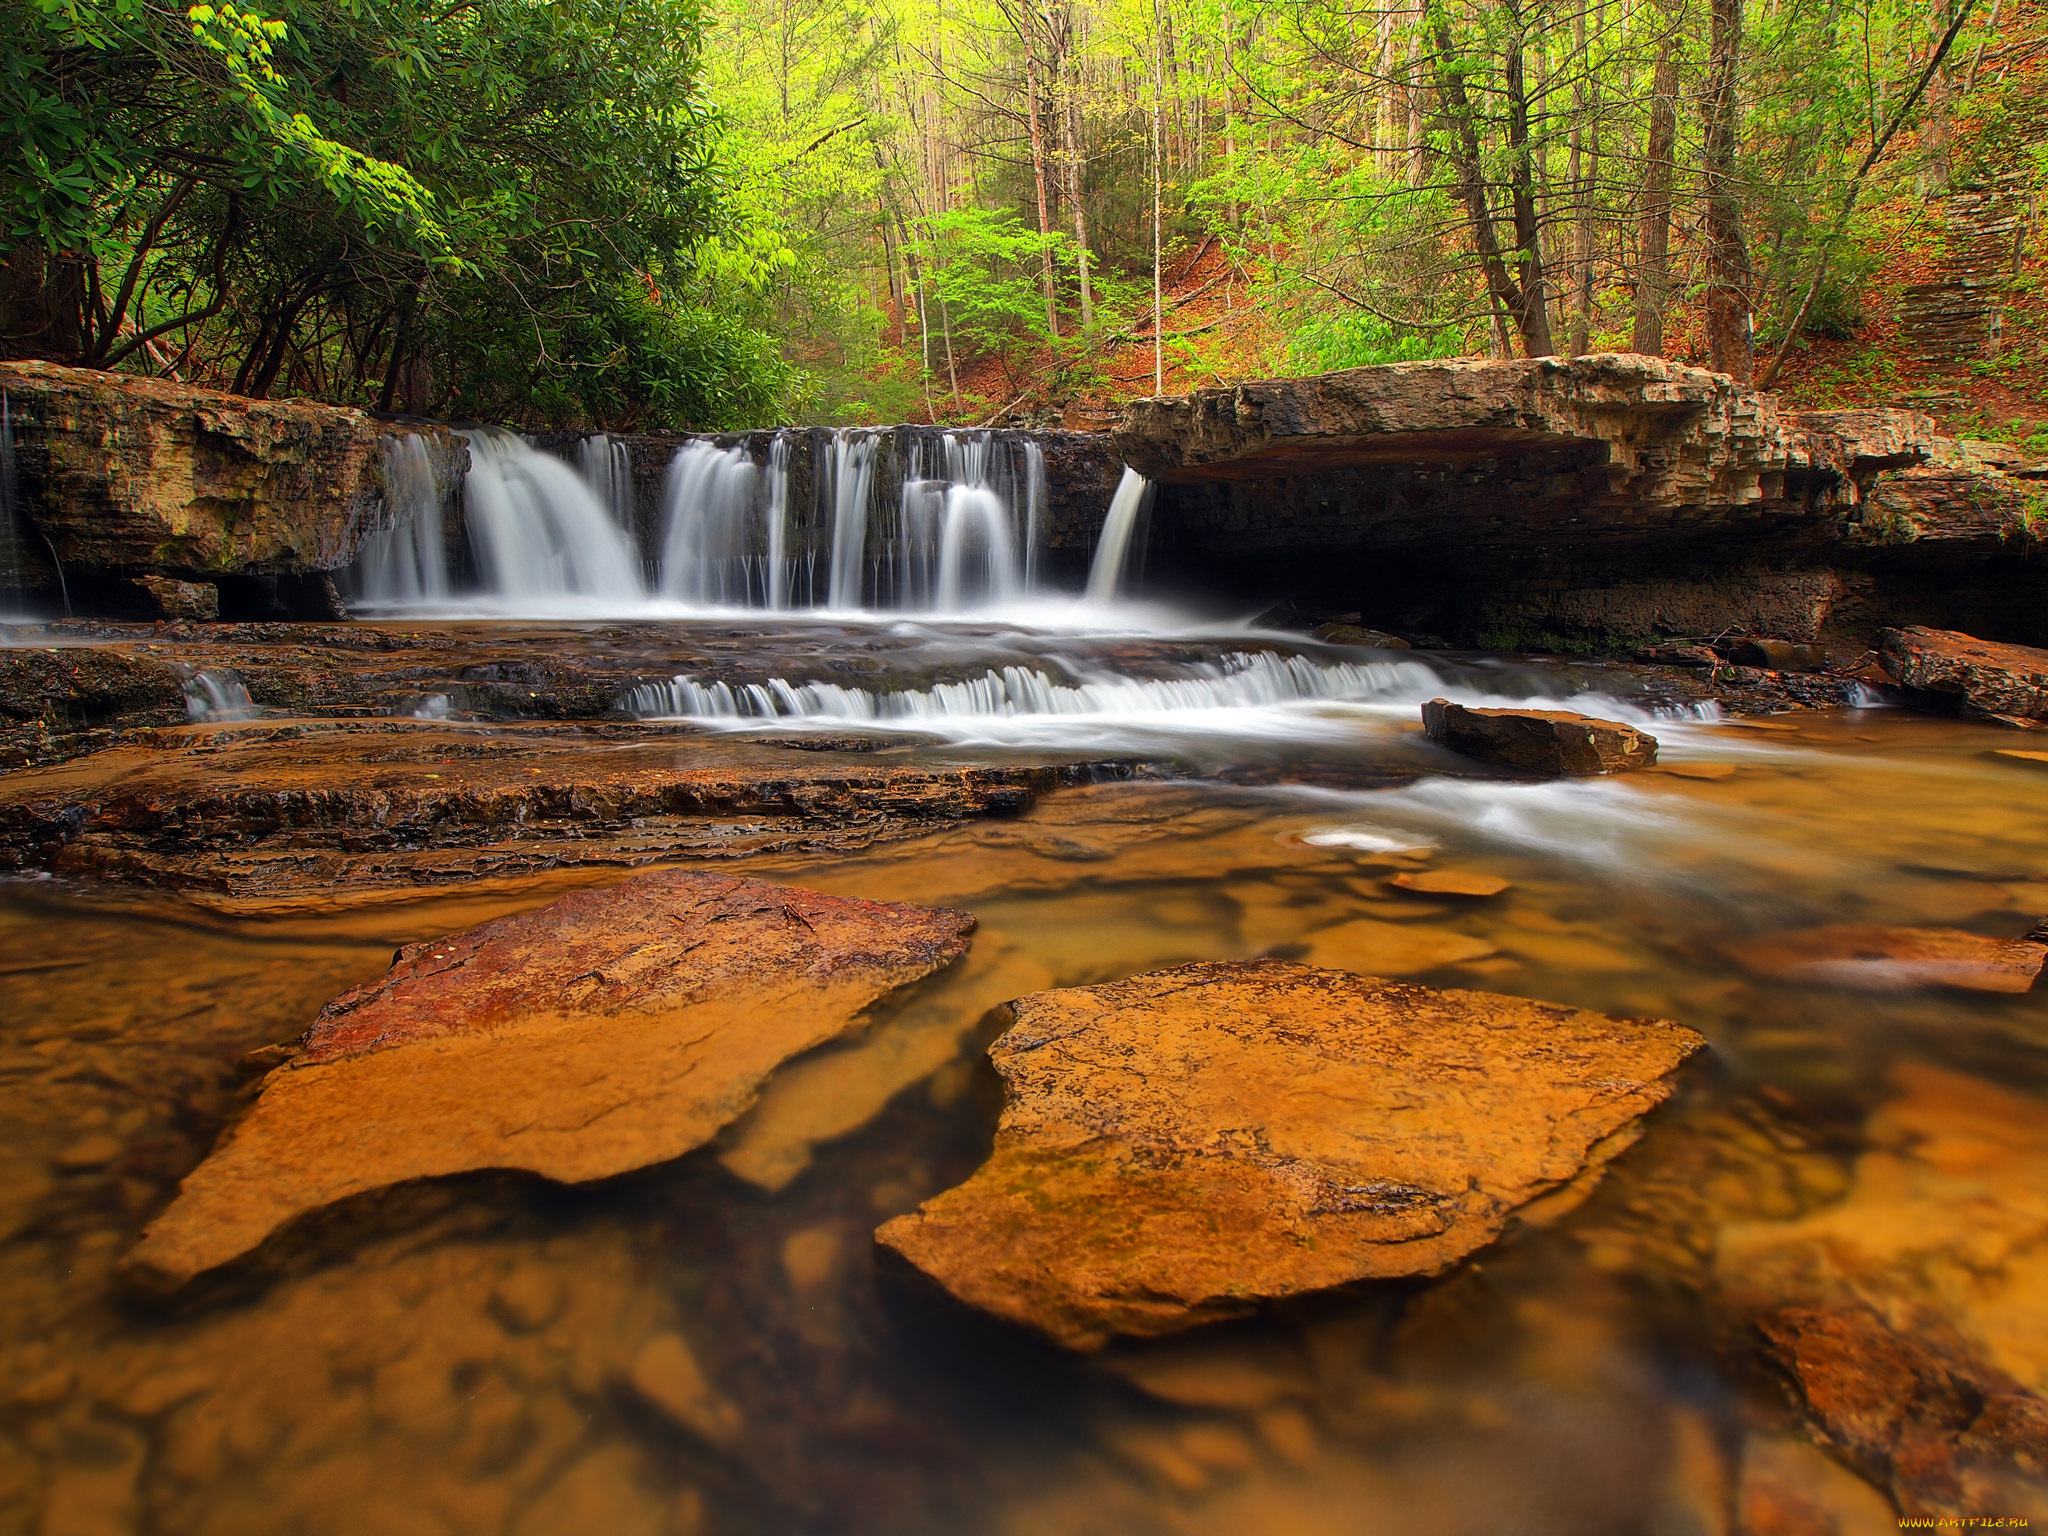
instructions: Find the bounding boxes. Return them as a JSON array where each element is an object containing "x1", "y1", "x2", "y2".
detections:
[{"x1": 1, "y1": 607, "x2": 2045, "y2": 1536}]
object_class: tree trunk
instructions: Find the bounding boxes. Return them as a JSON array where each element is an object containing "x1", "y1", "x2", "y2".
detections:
[
  {"x1": 1020, "y1": 8, "x2": 1061, "y2": 340},
  {"x1": 1921, "y1": 0, "x2": 1954, "y2": 193},
  {"x1": 1631, "y1": 23, "x2": 1680, "y2": 355},
  {"x1": 1052, "y1": 1, "x2": 1095, "y2": 333},
  {"x1": 1151, "y1": 0, "x2": 1166, "y2": 392},
  {"x1": 0, "y1": 246, "x2": 83, "y2": 364},
  {"x1": 1430, "y1": 10, "x2": 1553, "y2": 357},
  {"x1": 1703, "y1": 0, "x2": 1755, "y2": 380}
]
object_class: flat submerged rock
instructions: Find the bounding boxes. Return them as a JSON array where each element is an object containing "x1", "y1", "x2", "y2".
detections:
[
  {"x1": 123, "y1": 869, "x2": 974, "y2": 1291},
  {"x1": 877, "y1": 960, "x2": 1703, "y2": 1350}
]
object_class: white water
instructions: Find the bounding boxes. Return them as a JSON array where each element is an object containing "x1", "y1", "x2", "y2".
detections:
[
  {"x1": 1085, "y1": 467, "x2": 1152, "y2": 603},
  {"x1": 350, "y1": 436, "x2": 449, "y2": 605},
  {"x1": 577, "y1": 435, "x2": 635, "y2": 531},
  {"x1": 623, "y1": 648, "x2": 1716, "y2": 753},
  {"x1": 183, "y1": 671, "x2": 257, "y2": 721},
  {"x1": 658, "y1": 441, "x2": 759, "y2": 604},
  {"x1": 462, "y1": 431, "x2": 644, "y2": 604},
  {"x1": 346, "y1": 426, "x2": 1156, "y2": 621}
]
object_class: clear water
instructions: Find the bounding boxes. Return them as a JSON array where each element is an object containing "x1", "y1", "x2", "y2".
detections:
[{"x1": 3, "y1": 632, "x2": 2044, "y2": 1534}]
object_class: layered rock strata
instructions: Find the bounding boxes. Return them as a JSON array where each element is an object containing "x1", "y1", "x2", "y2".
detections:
[
  {"x1": 1115, "y1": 356, "x2": 2048, "y2": 647},
  {"x1": 123, "y1": 869, "x2": 975, "y2": 1289},
  {"x1": 0, "y1": 359, "x2": 461, "y2": 614},
  {"x1": 1421, "y1": 698, "x2": 1659, "y2": 775},
  {"x1": 1878, "y1": 625, "x2": 2048, "y2": 725},
  {"x1": 878, "y1": 960, "x2": 1703, "y2": 1349},
  {"x1": 0, "y1": 722, "x2": 1102, "y2": 908}
]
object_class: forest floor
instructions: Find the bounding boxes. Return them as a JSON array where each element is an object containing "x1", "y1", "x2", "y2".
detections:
[{"x1": 901, "y1": 193, "x2": 2048, "y2": 450}]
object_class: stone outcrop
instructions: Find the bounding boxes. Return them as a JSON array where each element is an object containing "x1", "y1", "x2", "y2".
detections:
[
  {"x1": 123, "y1": 869, "x2": 975, "y2": 1289},
  {"x1": 1728, "y1": 922, "x2": 2048, "y2": 993},
  {"x1": 0, "y1": 360, "x2": 461, "y2": 611},
  {"x1": 1878, "y1": 625, "x2": 2048, "y2": 725},
  {"x1": 0, "y1": 719, "x2": 1101, "y2": 908},
  {"x1": 1117, "y1": 353, "x2": 1912, "y2": 499},
  {"x1": 1422, "y1": 698, "x2": 1659, "y2": 775},
  {"x1": 1717, "y1": 1064, "x2": 2048, "y2": 1516},
  {"x1": 1113, "y1": 356, "x2": 2048, "y2": 648},
  {"x1": 877, "y1": 960, "x2": 1703, "y2": 1349}
]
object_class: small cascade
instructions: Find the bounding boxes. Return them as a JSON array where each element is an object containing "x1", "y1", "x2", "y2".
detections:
[
  {"x1": 577, "y1": 434, "x2": 636, "y2": 531},
  {"x1": 0, "y1": 391, "x2": 24, "y2": 612},
  {"x1": 340, "y1": 423, "x2": 1146, "y2": 618},
  {"x1": 627, "y1": 650, "x2": 1443, "y2": 729},
  {"x1": 1085, "y1": 467, "x2": 1152, "y2": 604},
  {"x1": 183, "y1": 671, "x2": 257, "y2": 721},
  {"x1": 824, "y1": 433, "x2": 878, "y2": 609},
  {"x1": 764, "y1": 435, "x2": 793, "y2": 609},
  {"x1": 659, "y1": 441, "x2": 760, "y2": 604},
  {"x1": 462, "y1": 431, "x2": 645, "y2": 604},
  {"x1": 351, "y1": 436, "x2": 450, "y2": 606}
]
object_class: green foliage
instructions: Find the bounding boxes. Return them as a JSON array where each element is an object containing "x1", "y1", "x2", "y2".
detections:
[{"x1": 0, "y1": 0, "x2": 793, "y2": 428}]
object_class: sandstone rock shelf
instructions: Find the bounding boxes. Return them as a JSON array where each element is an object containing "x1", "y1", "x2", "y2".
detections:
[
  {"x1": 878, "y1": 960, "x2": 1704, "y2": 1350},
  {"x1": 123, "y1": 869, "x2": 976, "y2": 1290}
]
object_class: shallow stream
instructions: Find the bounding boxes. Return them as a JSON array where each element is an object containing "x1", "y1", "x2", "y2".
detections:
[{"x1": 3, "y1": 619, "x2": 2045, "y2": 1536}]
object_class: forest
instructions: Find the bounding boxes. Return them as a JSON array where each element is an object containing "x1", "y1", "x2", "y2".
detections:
[{"x1": 3, "y1": 0, "x2": 2042, "y2": 430}]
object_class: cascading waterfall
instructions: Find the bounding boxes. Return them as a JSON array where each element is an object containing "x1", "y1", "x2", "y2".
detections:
[
  {"x1": 658, "y1": 441, "x2": 759, "y2": 604},
  {"x1": 627, "y1": 650, "x2": 1445, "y2": 729},
  {"x1": 342, "y1": 423, "x2": 1153, "y2": 617},
  {"x1": 824, "y1": 433, "x2": 879, "y2": 609},
  {"x1": 577, "y1": 435, "x2": 636, "y2": 531},
  {"x1": 0, "y1": 391, "x2": 24, "y2": 612},
  {"x1": 462, "y1": 431, "x2": 644, "y2": 604},
  {"x1": 1085, "y1": 467, "x2": 1153, "y2": 603},
  {"x1": 351, "y1": 435, "x2": 450, "y2": 606}
]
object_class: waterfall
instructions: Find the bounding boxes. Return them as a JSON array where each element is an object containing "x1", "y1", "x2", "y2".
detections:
[
  {"x1": 658, "y1": 441, "x2": 759, "y2": 604},
  {"x1": 577, "y1": 434, "x2": 636, "y2": 531},
  {"x1": 338, "y1": 423, "x2": 1143, "y2": 619},
  {"x1": 184, "y1": 670, "x2": 257, "y2": 721},
  {"x1": 0, "y1": 391, "x2": 23, "y2": 613},
  {"x1": 825, "y1": 433, "x2": 878, "y2": 609},
  {"x1": 462, "y1": 431, "x2": 645, "y2": 604},
  {"x1": 1085, "y1": 467, "x2": 1151, "y2": 604},
  {"x1": 764, "y1": 434, "x2": 792, "y2": 610},
  {"x1": 351, "y1": 435, "x2": 449, "y2": 606}
]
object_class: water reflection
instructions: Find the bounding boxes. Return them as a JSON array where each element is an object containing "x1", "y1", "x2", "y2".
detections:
[{"x1": 1, "y1": 708, "x2": 2043, "y2": 1533}]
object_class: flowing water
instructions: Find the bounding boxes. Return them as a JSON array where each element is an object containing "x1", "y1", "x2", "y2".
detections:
[
  {"x1": 341, "y1": 429, "x2": 1134, "y2": 621},
  {"x1": 3, "y1": 609, "x2": 2045, "y2": 1535}
]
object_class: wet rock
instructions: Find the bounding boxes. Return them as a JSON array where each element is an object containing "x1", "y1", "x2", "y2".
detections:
[
  {"x1": 1727, "y1": 923, "x2": 2047, "y2": 993},
  {"x1": 1727, "y1": 638, "x2": 1828, "y2": 672},
  {"x1": 1309, "y1": 622, "x2": 1410, "y2": 649},
  {"x1": 0, "y1": 358, "x2": 460, "y2": 585},
  {"x1": 1637, "y1": 642, "x2": 1720, "y2": 668},
  {"x1": 132, "y1": 577, "x2": 220, "y2": 621},
  {"x1": 121, "y1": 870, "x2": 974, "y2": 1289},
  {"x1": 1422, "y1": 698, "x2": 1658, "y2": 776},
  {"x1": 1754, "y1": 1305, "x2": 2048, "y2": 1516},
  {"x1": 1718, "y1": 1065, "x2": 2048, "y2": 1515},
  {"x1": 1297, "y1": 917, "x2": 1497, "y2": 973},
  {"x1": 627, "y1": 1333, "x2": 742, "y2": 1447},
  {"x1": 0, "y1": 647, "x2": 188, "y2": 730},
  {"x1": 1878, "y1": 627, "x2": 2048, "y2": 726},
  {"x1": 0, "y1": 722, "x2": 1096, "y2": 901},
  {"x1": 1390, "y1": 870, "x2": 1510, "y2": 897},
  {"x1": 877, "y1": 960, "x2": 1702, "y2": 1349}
]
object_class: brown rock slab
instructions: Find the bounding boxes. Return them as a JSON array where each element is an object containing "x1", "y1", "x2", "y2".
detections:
[
  {"x1": 1422, "y1": 698, "x2": 1658, "y2": 776},
  {"x1": 877, "y1": 960, "x2": 1703, "y2": 1350},
  {"x1": 1390, "y1": 869, "x2": 1511, "y2": 897},
  {"x1": 1718, "y1": 1065, "x2": 2048, "y2": 1514},
  {"x1": 1727, "y1": 923, "x2": 2047, "y2": 993},
  {"x1": 1309, "y1": 622, "x2": 1410, "y2": 649},
  {"x1": 1297, "y1": 917, "x2": 1497, "y2": 973},
  {"x1": 1654, "y1": 762, "x2": 1738, "y2": 780},
  {"x1": 122, "y1": 870, "x2": 974, "y2": 1289},
  {"x1": 1728, "y1": 638, "x2": 1828, "y2": 671},
  {"x1": 1879, "y1": 626, "x2": 2048, "y2": 726}
]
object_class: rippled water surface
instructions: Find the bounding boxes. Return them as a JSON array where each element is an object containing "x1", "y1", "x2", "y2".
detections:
[{"x1": 3, "y1": 630, "x2": 2045, "y2": 1536}]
